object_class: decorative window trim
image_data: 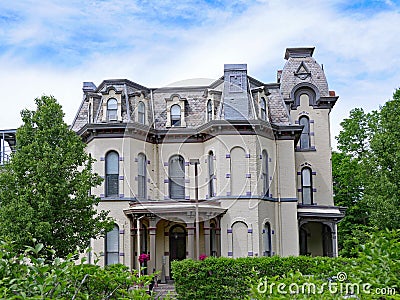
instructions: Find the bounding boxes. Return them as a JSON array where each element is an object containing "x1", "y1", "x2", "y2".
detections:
[
  {"x1": 101, "y1": 88, "x2": 122, "y2": 122},
  {"x1": 165, "y1": 94, "x2": 186, "y2": 127},
  {"x1": 137, "y1": 100, "x2": 146, "y2": 125},
  {"x1": 259, "y1": 96, "x2": 267, "y2": 121}
]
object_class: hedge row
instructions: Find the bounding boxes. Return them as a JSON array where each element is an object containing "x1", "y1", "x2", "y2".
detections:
[
  {"x1": 172, "y1": 230, "x2": 400, "y2": 299},
  {"x1": 171, "y1": 256, "x2": 353, "y2": 299}
]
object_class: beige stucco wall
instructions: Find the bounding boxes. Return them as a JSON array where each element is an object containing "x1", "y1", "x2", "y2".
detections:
[{"x1": 292, "y1": 95, "x2": 334, "y2": 206}]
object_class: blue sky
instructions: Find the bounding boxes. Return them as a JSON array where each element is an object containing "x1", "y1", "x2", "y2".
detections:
[{"x1": 1, "y1": 0, "x2": 400, "y2": 148}]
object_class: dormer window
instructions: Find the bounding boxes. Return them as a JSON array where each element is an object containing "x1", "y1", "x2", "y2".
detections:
[
  {"x1": 207, "y1": 100, "x2": 213, "y2": 122},
  {"x1": 138, "y1": 101, "x2": 145, "y2": 124},
  {"x1": 260, "y1": 97, "x2": 267, "y2": 120},
  {"x1": 171, "y1": 104, "x2": 181, "y2": 126},
  {"x1": 107, "y1": 99, "x2": 118, "y2": 121}
]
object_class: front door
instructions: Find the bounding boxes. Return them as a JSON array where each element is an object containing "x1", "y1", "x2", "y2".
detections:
[{"x1": 169, "y1": 225, "x2": 186, "y2": 278}]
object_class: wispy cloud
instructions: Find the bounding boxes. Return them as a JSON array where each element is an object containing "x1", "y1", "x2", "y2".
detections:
[{"x1": 0, "y1": 0, "x2": 399, "y2": 148}]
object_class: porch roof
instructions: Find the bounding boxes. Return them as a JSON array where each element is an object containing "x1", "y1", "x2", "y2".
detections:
[
  {"x1": 123, "y1": 200, "x2": 227, "y2": 221},
  {"x1": 297, "y1": 205, "x2": 346, "y2": 220}
]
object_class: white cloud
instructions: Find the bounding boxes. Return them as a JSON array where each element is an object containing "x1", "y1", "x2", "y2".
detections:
[{"x1": 0, "y1": 0, "x2": 399, "y2": 151}]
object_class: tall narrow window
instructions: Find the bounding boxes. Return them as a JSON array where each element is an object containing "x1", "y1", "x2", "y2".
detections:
[
  {"x1": 169, "y1": 155, "x2": 185, "y2": 199},
  {"x1": 171, "y1": 104, "x2": 181, "y2": 126},
  {"x1": 88, "y1": 103, "x2": 92, "y2": 123},
  {"x1": 105, "y1": 224, "x2": 119, "y2": 265},
  {"x1": 138, "y1": 153, "x2": 147, "y2": 200},
  {"x1": 210, "y1": 222, "x2": 217, "y2": 256},
  {"x1": 106, "y1": 151, "x2": 119, "y2": 197},
  {"x1": 260, "y1": 97, "x2": 267, "y2": 120},
  {"x1": 262, "y1": 150, "x2": 269, "y2": 197},
  {"x1": 138, "y1": 101, "x2": 145, "y2": 124},
  {"x1": 301, "y1": 167, "x2": 313, "y2": 205},
  {"x1": 208, "y1": 151, "x2": 215, "y2": 198},
  {"x1": 299, "y1": 116, "x2": 310, "y2": 149},
  {"x1": 207, "y1": 100, "x2": 213, "y2": 122},
  {"x1": 263, "y1": 222, "x2": 272, "y2": 256},
  {"x1": 107, "y1": 99, "x2": 118, "y2": 121}
]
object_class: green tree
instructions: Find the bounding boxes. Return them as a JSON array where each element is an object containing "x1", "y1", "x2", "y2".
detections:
[
  {"x1": 0, "y1": 95, "x2": 113, "y2": 258},
  {"x1": 366, "y1": 88, "x2": 400, "y2": 229},
  {"x1": 333, "y1": 89, "x2": 400, "y2": 256}
]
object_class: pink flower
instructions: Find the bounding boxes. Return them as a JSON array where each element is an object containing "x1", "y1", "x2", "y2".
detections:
[
  {"x1": 199, "y1": 254, "x2": 207, "y2": 261},
  {"x1": 138, "y1": 253, "x2": 150, "y2": 263}
]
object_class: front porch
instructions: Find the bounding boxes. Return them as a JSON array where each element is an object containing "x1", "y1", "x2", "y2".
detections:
[
  {"x1": 124, "y1": 200, "x2": 226, "y2": 280},
  {"x1": 298, "y1": 205, "x2": 345, "y2": 257}
]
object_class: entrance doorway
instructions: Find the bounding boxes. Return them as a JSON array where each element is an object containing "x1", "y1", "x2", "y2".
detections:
[{"x1": 169, "y1": 224, "x2": 186, "y2": 278}]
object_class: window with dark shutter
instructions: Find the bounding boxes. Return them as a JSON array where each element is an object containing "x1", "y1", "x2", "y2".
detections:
[
  {"x1": 169, "y1": 155, "x2": 185, "y2": 199},
  {"x1": 106, "y1": 151, "x2": 119, "y2": 197},
  {"x1": 107, "y1": 99, "x2": 118, "y2": 121},
  {"x1": 262, "y1": 150, "x2": 269, "y2": 197},
  {"x1": 105, "y1": 224, "x2": 119, "y2": 265},
  {"x1": 299, "y1": 116, "x2": 310, "y2": 149},
  {"x1": 138, "y1": 101, "x2": 145, "y2": 124},
  {"x1": 301, "y1": 167, "x2": 313, "y2": 205},
  {"x1": 171, "y1": 104, "x2": 181, "y2": 126},
  {"x1": 208, "y1": 151, "x2": 215, "y2": 197},
  {"x1": 138, "y1": 153, "x2": 147, "y2": 200}
]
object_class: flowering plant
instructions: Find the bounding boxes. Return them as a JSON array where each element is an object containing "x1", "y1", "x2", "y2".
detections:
[
  {"x1": 199, "y1": 254, "x2": 207, "y2": 261},
  {"x1": 138, "y1": 253, "x2": 150, "y2": 263}
]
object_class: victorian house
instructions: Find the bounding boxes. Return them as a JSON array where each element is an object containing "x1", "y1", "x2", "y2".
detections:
[{"x1": 71, "y1": 47, "x2": 345, "y2": 279}]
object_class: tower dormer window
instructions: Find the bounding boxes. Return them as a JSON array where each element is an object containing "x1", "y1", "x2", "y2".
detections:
[
  {"x1": 107, "y1": 99, "x2": 118, "y2": 121},
  {"x1": 171, "y1": 104, "x2": 181, "y2": 127},
  {"x1": 207, "y1": 100, "x2": 213, "y2": 122},
  {"x1": 260, "y1": 97, "x2": 267, "y2": 120},
  {"x1": 138, "y1": 101, "x2": 145, "y2": 125}
]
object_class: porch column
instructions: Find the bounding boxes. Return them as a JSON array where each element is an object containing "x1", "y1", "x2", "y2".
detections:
[
  {"x1": 332, "y1": 223, "x2": 338, "y2": 257},
  {"x1": 148, "y1": 218, "x2": 157, "y2": 273},
  {"x1": 186, "y1": 222, "x2": 195, "y2": 259},
  {"x1": 204, "y1": 219, "x2": 211, "y2": 256}
]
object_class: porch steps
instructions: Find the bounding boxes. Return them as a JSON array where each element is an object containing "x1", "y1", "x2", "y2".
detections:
[{"x1": 152, "y1": 281, "x2": 177, "y2": 299}]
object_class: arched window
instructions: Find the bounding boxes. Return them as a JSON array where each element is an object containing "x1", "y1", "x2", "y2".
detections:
[
  {"x1": 299, "y1": 116, "x2": 310, "y2": 149},
  {"x1": 260, "y1": 97, "x2": 267, "y2": 120},
  {"x1": 107, "y1": 99, "x2": 118, "y2": 121},
  {"x1": 138, "y1": 153, "x2": 147, "y2": 200},
  {"x1": 262, "y1": 150, "x2": 269, "y2": 197},
  {"x1": 301, "y1": 167, "x2": 313, "y2": 205},
  {"x1": 105, "y1": 151, "x2": 119, "y2": 197},
  {"x1": 208, "y1": 151, "x2": 215, "y2": 198},
  {"x1": 171, "y1": 104, "x2": 181, "y2": 126},
  {"x1": 169, "y1": 155, "x2": 185, "y2": 199},
  {"x1": 207, "y1": 100, "x2": 213, "y2": 122},
  {"x1": 105, "y1": 224, "x2": 119, "y2": 265},
  {"x1": 263, "y1": 222, "x2": 272, "y2": 256},
  {"x1": 138, "y1": 101, "x2": 145, "y2": 124},
  {"x1": 230, "y1": 147, "x2": 246, "y2": 196}
]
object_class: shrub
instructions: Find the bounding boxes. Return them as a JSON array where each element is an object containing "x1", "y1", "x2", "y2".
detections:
[
  {"x1": 0, "y1": 240, "x2": 154, "y2": 299},
  {"x1": 172, "y1": 230, "x2": 400, "y2": 299}
]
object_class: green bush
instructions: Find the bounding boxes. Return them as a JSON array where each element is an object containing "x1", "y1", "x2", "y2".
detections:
[
  {"x1": 0, "y1": 240, "x2": 154, "y2": 299},
  {"x1": 172, "y1": 229, "x2": 400, "y2": 300},
  {"x1": 171, "y1": 256, "x2": 352, "y2": 299}
]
